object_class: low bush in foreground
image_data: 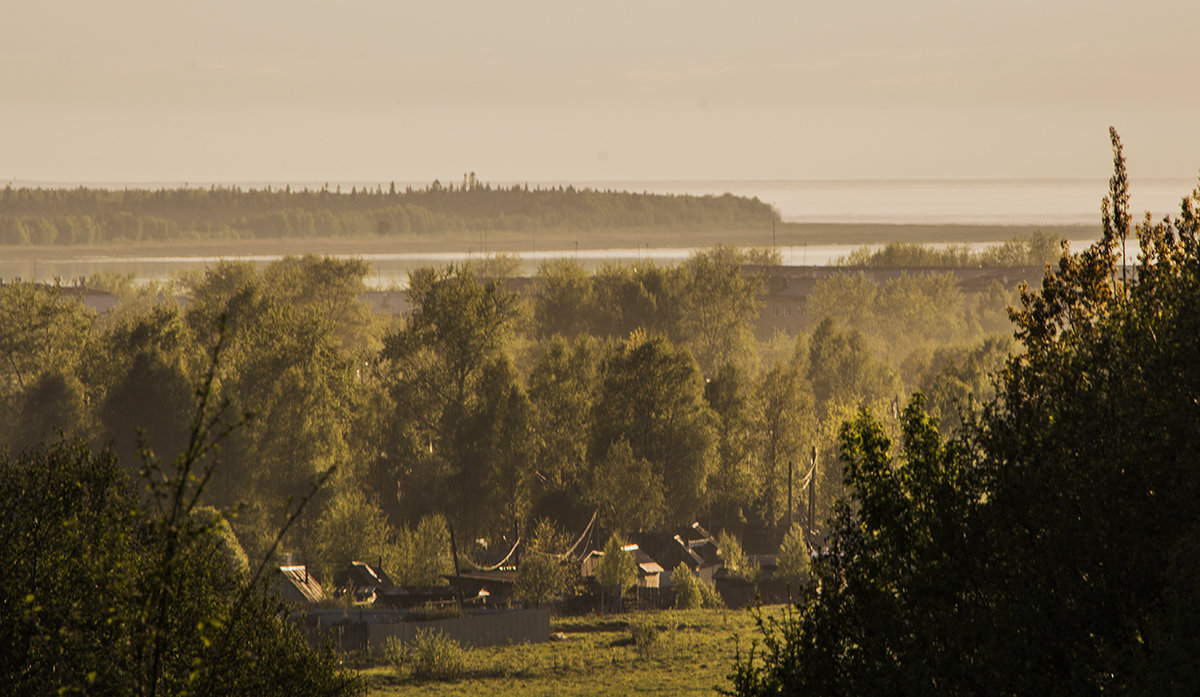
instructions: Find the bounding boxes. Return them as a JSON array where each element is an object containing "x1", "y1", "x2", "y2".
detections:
[{"x1": 383, "y1": 629, "x2": 465, "y2": 681}]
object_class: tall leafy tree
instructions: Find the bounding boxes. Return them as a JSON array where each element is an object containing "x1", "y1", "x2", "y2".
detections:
[
  {"x1": 527, "y1": 335, "x2": 603, "y2": 525},
  {"x1": 590, "y1": 333, "x2": 716, "y2": 527},
  {"x1": 0, "y1": 282, "x2": 93, "y2": 440},
  {"x1": 756, "y1": 359, "x2": 817, "y2": 530},
  {"x1": 532, "y1": 258, "x2": 597, "y2": 339},
  {"x1": 675, "y1": 246, "x2": 763, "y2": 375},
  {"x1": 704, "y1": 363, "x2": 762, "y2": 531},
  {"x1": 379, "y1": 265, "x2": 521, "y2": 535}
]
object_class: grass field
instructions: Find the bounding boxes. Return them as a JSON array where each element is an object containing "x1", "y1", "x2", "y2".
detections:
[{"x1": 359, "y1": 607, "x2": 783, "y2": 697}]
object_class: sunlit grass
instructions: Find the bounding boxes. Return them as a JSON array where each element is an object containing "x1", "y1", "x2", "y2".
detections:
[{"x1": 361, "y1": 606, "x2": 784, "y2": 697}]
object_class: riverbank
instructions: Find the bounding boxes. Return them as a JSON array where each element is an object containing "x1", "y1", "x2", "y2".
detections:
[{"x1": 0, "y1": 222, "x2": 1097, "y2": 263}]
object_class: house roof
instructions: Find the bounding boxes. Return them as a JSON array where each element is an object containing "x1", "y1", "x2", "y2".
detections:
[
  {"x1": 278, "y1": 565, "x2": 324, "y2": 603},
  {"x1": 334, "y1": 561, "x2": 395, "y2": 592},
  {"x1": 623, "y1": 544, "x2": 665, "y2": 575},
  {"x1": 580, "y1": 545, "x2": 664, "y2": 577}
]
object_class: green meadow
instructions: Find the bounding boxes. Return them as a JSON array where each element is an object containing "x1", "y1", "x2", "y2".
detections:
[{"x1": 360, "y1": 607, "x2": 781, "y2": 697}]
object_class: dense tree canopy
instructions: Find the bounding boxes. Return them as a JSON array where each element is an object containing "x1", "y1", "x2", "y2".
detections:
[
  {"x1": 0, "y1": 438, "x2": 361, "y2": 697},
  {"x1": 0, "y1": 233, "x2": 1026, "y2": 609}
]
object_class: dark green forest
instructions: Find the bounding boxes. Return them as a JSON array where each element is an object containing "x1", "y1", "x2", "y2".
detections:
[{"x1": 0, "y1": 182, "x2": 776, "y2": 245}]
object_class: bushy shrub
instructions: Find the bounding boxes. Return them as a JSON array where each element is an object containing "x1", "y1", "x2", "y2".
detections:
[
  {"x1": 776, "y1": 523, "x2": 811, "y2": 584},
  {"x1": 672, "y1": 562, "x2": 723, "y2": 609},
  {"x1": 385, "y1": 629, "x2": 465, "y2": 681},
  {"x1": 717, "y1": 530, "x2": 758, "y2": 582},
  {"x1": 629, "y1": 618, "x2": 664, "y2": 660}
]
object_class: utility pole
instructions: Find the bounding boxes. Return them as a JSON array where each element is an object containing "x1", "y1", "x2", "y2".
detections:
[
  {"x1": 448, "y1": 523, "x2": 465, "y2": 613},
  {"x1": 808, "y1": 446, "x2": 817, "y2": 541},
  {"x1": 786, "y1": 459, "x2": 793, "y2": 534}
]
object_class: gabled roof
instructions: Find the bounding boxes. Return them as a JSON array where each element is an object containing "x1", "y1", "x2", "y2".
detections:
[
  {"x1": 278, "y1": 565, "x2": 324, "y2": 604},
  {"x1": 334, "y1": 561, "x2": 395, "y2": 592},
  {"x1": 623, "y1": 544, "x2": 665, "y2": 576}
]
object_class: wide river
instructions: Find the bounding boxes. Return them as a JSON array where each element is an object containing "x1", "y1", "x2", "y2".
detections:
[{"x1": 2, "y1": 177, "x2": 1187, "y2": 287}]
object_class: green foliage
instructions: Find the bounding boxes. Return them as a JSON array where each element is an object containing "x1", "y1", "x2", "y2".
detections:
[
  {"x1": 309, "y1": 487, "x2": 398, "y2": 582},
  {"x1": 675, "y1": 246, "x2": 763, "y2": 374},
  {"x1": 0, "y1": 439, "x2": 361, "y2": 697},
  {"x1": 806, "y1": 316, "x2": 900, "y2": 418},
  {"x1": 7, "y1": 368, "x2": 90, "y2": 452},
  {"x1": 464, "y1": 252, "x2": 524, "y2": 279},
  {"x1": 85, "y1": 270, "x2": 138, "y2": 297},
  {"x1": 457, "y1": 356, "x2": 536, "y2": 537},
  {"x1": 380, "y1": 264, "x2": 522, "y2": 536},
  {"x1": 192, "y1": 505, "x2": 252, "y2": 578},
  {"x1": 514, "y1": 519, "x2": 576, "y2": 608},
  {"x1": 97, "y1": 344, "x2": 195, "y2": 467},
  {"x1": 179, "y1": 258, "x2": 374, "y2": 557},
  {"x1": 807, "y1": 270, "x2": 972, "y2": 358},
  {"x1": 393, "y1": 515, "x2": 454, "y2": 586},
  {"x1": 912, "y1": 335, "x2": 1010, "y2": 431},
  {"x1": 0, "y1": 282, "x2": 93, "y2": 412},
  {"x1": 835, "y1": 231, "x2": 1063, "y2": 268},
  {"x1": 531, "y1": 247, "x2": 768, "y2": 373},
  {"x1": 716, "y1": 530, "x2": 757, "y2": 582},
  {"x1": 594, "y1": 535, "x2": 638, "y2": 613},
  {"x1": 384, "y1": 629, "x2": 466, "y2": 681},
  {"x1": 590, "y1": 334, "x2": 716, "y2": 528},
  {"x1": 775, "y1": 523, "x2": 810, "y2": 583},
  {"x1": 628, "y1": 618, "x2": 664, "y2": 660},
  {"x1": 731, "y1": 130, "x2": 1200, "y2": 696},
  {"x1": 532, "y1": 259, "x2": 597, "y2": 339},
  {"x1": 671, "y1": 562, "x2": 723, "y2": 609},
  {"x1": 515, "y1": 552, "x2": 570, "y2": 608},
  {"x1": 527, "y1": 336, "x2": 602, "y2": 520},
  {"x1": 589, "y1": 438, "x2": 665, "y2": 535},
  {"x1": 705, "y1": 366, "x2": 762, "y2": 531},
  {"x1": 755, "y1": 357, "x2": 817, "y2": 529}
]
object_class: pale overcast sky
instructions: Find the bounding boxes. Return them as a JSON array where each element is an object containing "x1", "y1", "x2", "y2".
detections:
[{"x1": 3, "y1": 1, "x2": 1198, "y2": 183}]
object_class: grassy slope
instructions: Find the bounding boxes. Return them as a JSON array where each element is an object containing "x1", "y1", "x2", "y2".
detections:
[{"x1": 361, "y1": 607, "x2": 781, "y2": 697}]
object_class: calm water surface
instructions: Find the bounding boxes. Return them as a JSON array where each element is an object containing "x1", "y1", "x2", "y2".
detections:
[{"x1": 4, "y1": 178, "x2": 1186, "y2": 287}]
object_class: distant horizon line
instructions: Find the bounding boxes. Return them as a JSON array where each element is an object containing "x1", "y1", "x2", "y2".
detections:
[{"x1": 6, "y1": 175, "x2": 1198, "y2": 190}]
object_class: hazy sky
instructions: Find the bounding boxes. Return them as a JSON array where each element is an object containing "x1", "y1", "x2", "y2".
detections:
[{"x1": 4, "y1": 1, "x2": 1198, "y2": 183}]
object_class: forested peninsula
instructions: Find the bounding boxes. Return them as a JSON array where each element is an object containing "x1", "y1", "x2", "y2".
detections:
[{"x1": 0, "y1": 182, "x2": 777, "y2": 245}]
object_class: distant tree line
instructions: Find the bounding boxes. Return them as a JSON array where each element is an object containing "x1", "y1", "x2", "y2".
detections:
[
  {"x1": 834, "y1": 231, "x2": 1063, "y2": 268},
  {"x1": 0, "y1": 182, "x2": 777, "y2": 245}
]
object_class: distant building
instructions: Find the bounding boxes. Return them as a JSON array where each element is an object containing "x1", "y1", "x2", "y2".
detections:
[{"x1": 579, "y1": 543, "x2": 664, "y2": 589}]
